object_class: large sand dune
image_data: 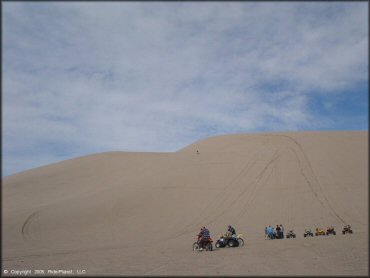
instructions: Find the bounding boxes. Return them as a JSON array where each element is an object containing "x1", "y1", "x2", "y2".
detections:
[{"x1": 2, "y1": 131, "x2": 368, "y2": 276}]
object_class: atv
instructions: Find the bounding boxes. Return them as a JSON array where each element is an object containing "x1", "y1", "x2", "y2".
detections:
[
  {"x1": 215, "y1": 233, "x2": 244, "y2": 248},
  {"x1": 326, "y1": 226, "x2": 336, "y2": 236},
  {"x1": 286, "y1": 230, "x2": 296, "y2": 238},
  {"x1": 342, "y1": 225, "x2": 353, "y2": 235},
  {"x1": 193, "y1": 238, "x2": 213, "y2": 252},
  {"x1": 303, "y1": 229, "x2": 314, "y2": 237},
  {"x1": 315, "y1": 228, "x2": 326, "y2": 236}
]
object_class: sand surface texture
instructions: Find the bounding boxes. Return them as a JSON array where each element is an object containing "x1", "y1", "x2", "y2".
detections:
[{"x1": 3, "y1": 131, "x2": 368, "y2": 276}]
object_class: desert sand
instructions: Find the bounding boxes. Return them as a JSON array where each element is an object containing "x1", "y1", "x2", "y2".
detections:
[{"x1": 2, "y1": 131, "x2": 368, "y2": 276}]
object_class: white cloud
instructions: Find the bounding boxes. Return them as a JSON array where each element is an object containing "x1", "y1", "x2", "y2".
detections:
[{"x1": 3, "y1": 2, "x2": 368, "y2": 176}]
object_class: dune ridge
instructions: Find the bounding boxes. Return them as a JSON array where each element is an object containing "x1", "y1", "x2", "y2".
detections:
[{"x1": 2, "y1": 131, "x2": 368, "y2": 275}]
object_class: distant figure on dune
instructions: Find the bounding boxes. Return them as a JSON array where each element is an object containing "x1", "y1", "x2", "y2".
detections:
[{"x1": 196, "y1": 150, "x2": 199, "y2": 154}]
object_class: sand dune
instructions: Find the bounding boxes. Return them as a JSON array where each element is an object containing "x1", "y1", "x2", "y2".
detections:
[{"x1": 2, "y1": 131, "x2": 368, "y2": 276}]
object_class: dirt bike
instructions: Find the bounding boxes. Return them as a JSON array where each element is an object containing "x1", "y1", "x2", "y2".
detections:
[
  {"x1": 192, "y1": 237, "x2": 213, "y2": 252},
  {"x1": 215, "y1": 233, "x2": 244, "y2": 248}
]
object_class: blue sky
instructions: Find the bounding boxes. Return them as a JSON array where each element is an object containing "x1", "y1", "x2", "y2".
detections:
[{"x1": 3, "y1": 2, "x2": 368, "y2": 176}]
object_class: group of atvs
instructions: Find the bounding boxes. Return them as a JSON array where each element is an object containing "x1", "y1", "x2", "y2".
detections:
[
  {"x1": 193, "y1": 232, "x2": 244, "y2": 252},
  {"x1": 193, "y1": 225, "x2": 353, "y2": 252},
  {"x1": 269, "y1": 225, "x2": 353, "y2": 240},
  {"x1": 308, "y1": 224, "x2": 353, "y2": 237}
]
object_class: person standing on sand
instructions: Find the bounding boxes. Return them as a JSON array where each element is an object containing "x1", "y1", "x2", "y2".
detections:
[
  {"x1": 267, "y1": 225, "x2": 274, "y2": 239},
  {"x1": 280, "y1": 224, "x2": 284, "y2": 238},
  {"x1": 265, "y1": 227, "x2": 268, "y2": 239},
  {"x1": 276, "y1": 224, "x2": 281, "y2": 239}
]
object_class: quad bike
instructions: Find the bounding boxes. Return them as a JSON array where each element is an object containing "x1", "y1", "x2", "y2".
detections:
[
  {"x1": 342, "y1": 225, "x2": 353, "y2": 235},
  {"x1": 215, "y1": 233, "x2": 244, "y2": 248},
  {"x1": 326, "y1": 226, "x2": 336, "y2": 236},
  {"x1": 315, "y1": 228, "x2": 326, "y2": 236},
  {"x1": 303, "y1": 229, "x2": 314, "y2": 237},
  {"x1": 286, "y1": 230, "x2": 296, "y2": 238},
  {"x1": 193, "y1": 238, "x2": 213, "y2": 252}
]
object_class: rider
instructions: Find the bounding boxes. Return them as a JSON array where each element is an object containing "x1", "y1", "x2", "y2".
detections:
[
  {"x1": 197, "y1": 227, "x2": 205, "y2": 241},
  {"x1": 198, "y1": 226, "x2": 210, "y2": 250},
  {"x1": 227, "y1": 225, "x2": 236, "y2": 238}
]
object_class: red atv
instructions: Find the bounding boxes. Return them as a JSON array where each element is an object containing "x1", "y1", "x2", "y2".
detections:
[
  {"x1": 193, "y1": 237, "x2": 213, "y2": 252},
  {"x1": 326, "y1": 226, "x2": 336, "y2": 236}
]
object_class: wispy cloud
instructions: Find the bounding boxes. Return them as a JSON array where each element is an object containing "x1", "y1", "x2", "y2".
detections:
[{"x1": 3, "y1": 2, "x2": 368, "y2": 176}]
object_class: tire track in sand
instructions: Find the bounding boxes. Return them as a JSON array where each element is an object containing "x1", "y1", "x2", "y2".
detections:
[
  {"x1": 21, "y1": 211, "x2": 39, "y2": 241},
  {"x1": 174, "y1": 139, "x2": 272, "y2": 238},
  {"x1": 193, "y1": 148, "x2": 280, "y2": 228},
  {"x1": 232, "y1": 149, "x2": 280, "y2": 220},
  {"x1": 236, "y1": 152, "x2": 280, "y2": 222},
  {"x1": 265, "y1": 134, "x2": 347, "y2": 225}
]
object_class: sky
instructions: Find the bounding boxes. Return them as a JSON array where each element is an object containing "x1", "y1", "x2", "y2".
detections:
[{"x1": 3, "y1": 2, "x2": 369, "y2": 177}]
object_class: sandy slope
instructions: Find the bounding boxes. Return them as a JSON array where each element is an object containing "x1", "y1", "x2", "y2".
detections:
[{"x1": 2, "y1": 131, "x2": 368, "y2": 276}]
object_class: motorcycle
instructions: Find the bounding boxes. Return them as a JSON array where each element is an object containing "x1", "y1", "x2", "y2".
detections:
[{"x1": 193, "y1": 237, "x2": 213, "y2": 252}]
